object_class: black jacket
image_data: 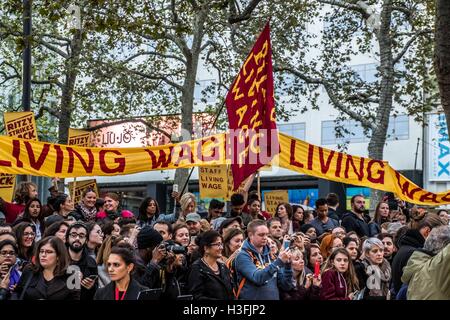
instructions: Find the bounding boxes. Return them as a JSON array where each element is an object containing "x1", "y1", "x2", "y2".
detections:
[
  {"x1": 14, "y1": 268, "x2": 80, "y2": 300},
  {"x1": 391, "y1": 229, "x2": 424, "y2": 295},
  {"x1": 94, "y1": 278, "x2": 148, "y2": 300},
  {"x1": 341, "y1": 211, "x2": 370, "y2": 238},
  {"x1": 69, "y1": 248, "x2": 98, "y2": 300},
  {"x1": 327, "y1": 207, "x2": 340, "y2": 222},
  {"x1": 187, "y1": 259, "x2": 234, "y2": 300}
]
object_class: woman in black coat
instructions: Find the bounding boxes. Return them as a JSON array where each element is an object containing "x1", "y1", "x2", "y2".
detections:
[
  {"x1": 15, "y1": 236, "x2": 80, "y2": 300},
  {"x1": 94, "y1": 243, "x2": 148, "y2": 300},
  {"x1": 187, "y1": 231, "x2": 234, "y2": 300}
]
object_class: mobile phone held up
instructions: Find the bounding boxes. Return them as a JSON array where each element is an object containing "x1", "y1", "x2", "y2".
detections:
[
  {"x1": 88, "y1": 275, "x2": 98, "y2": 281},
  {"x1": 314, "y1": 261, "x2": 320, "y2": 278},
  {"x1": 283, "y1": 239, "x2": 290, "y2": 250},
  {"x1": 173, "y1": 184, "x2": 178, "y2": 193}
]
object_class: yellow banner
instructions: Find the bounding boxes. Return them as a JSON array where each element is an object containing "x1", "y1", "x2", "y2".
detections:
[
  {"x1": 199, "y1": 165, "x2": 228, "y2": 199},
  {"x1": 0, "y1": 133, "x2": 228, "y2": 177},
  {"x1": 264, "y1": 190, "x2": 289, "y2": 216},
  {"x1": 68, "y1": 179, "x2": 98, "y2": 204},
  {"x1": 0, "y1": 173, "x2": 15, "y2": 201},
  {"x1": 277, "y1": 133, "x2": 450, "y2": 205},
  {"x1": 1, "y1": 132, "x2": 450, "y2": 205},
  {"x1": 68, "y1": 128, "x2": 91, "y2": 147}
]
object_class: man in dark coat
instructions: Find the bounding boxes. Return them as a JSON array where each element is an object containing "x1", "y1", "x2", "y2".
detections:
[
  {"x1": 66, "y1": 222, "x2": 98, "y2": 300},
  {"x1": 341, "y1": 195, "x2": 370, "y2": 238}
]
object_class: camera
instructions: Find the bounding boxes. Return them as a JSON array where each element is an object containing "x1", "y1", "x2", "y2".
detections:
[{"x1": 160, "y1": 241, "x2": 186, "y2": 254}]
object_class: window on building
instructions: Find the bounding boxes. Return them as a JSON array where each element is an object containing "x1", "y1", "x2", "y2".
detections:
[
  {"x1": 350, "y1": 63, "x2": 378, "y2": 83},
  {"x1": 386, "y1": 115, "x2": 409, "y2": 140},
  {"x1": 278, "y1": 123, "x2": 306, "y2": 140},
  {"x1": 321, "y1": 115, "x2": 409, "y2": 144}
]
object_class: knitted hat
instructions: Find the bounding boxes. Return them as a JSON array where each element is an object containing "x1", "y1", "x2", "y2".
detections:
[{"x1": 137, "y1": 226, "x2": 163, "y2": 249}]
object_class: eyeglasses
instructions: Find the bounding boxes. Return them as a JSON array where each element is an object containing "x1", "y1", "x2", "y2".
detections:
[
  {"x1": 39, "y1": 249, "x2": 56, "y2": 255},
  {"x1": 69, "y1": 232, "x2": 87, "y2": 239},
  {"x1": 23, "y1": 232, "x2": 36, "y2": 238},
  {"x1": 209, "y1": 242, "x2": 224, "y2": 248},
  {"x1": 0, "y1": 250, "x2": 16, "y2": 257}
]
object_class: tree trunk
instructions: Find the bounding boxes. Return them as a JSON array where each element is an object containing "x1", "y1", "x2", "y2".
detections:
[
  {"x1": 435, "y1": 0, "x2": 450, "y2": 135},
  {"x1": 58, "y1": 29, "x2": 83, "y2": 144},
  {"x1": 174, "y1": 9, "x2": 207, "y2": 193},
  {"x1": 368, "y1": 0, "x2": 394, "y2": 211}
]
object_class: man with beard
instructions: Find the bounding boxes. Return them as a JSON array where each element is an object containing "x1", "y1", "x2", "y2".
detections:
[
  {"x1": 341, "y1": 195, "x2": 370, "y2": 238},
  {"x1": 66, "y1": 222, "x2": 98, "y2": 300},
  {"x1": 310, "y1": 198, "x2": 340, "y2": 237}
]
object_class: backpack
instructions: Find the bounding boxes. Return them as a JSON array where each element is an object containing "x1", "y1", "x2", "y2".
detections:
[
  {"x1": 225, "y1": 249, "x2": 276, "y2": 299},
  {"x1": 226, "y1": 249, "x2": 257, "y2": 299}
]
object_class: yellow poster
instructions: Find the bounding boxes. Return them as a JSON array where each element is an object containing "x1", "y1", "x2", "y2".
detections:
[
  {"x1": 0, "y1": 173, "x2": 15, "y2": 202},
  {"x1": 199, "y1": 165, "x2": 228, "y2": 199},
  {"x1": 68, "y1": 128, "x2": 91, "y2": 147},
  {"x1": 264, "y1": 190, "x2": 289, "y2": 216},
  {"x1": 68, "y1": 179, "x2": 98, "y2": 204},
  {"x1": 225, "y1": 166, "x2": 255, "y2": 201},
  {"x1": 1, "y1": 112, "x2": 37, "y2": 201},
  {"x1": 3, "y1": 111, "x2": 38, "y2": 140}
]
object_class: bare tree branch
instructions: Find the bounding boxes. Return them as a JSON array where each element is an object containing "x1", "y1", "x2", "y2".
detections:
[
  {"x1": 40, "y1": 33, "x2": 71, "y2": 43},
  {"x1": 228, "y1": 0, "x2": 264, "y2": 24},
  {"x1": 37, "y1": 38, "x2": 69, "y2": 59},
  {"x1": 84, "y1": 118, "x2": 173, "y2": 140},
  {"x1": 0, "y1": 74, "x2": 19, "y2": 85},
  {"x1": 275, "y1": 65, "x2": 376, "y2": 130},
  {"x1": 316, "y1": 0, "x2": 369, "y2": 18},
  {"x1": 392, "y1": 29, "x2": 433, "y2": 65},
  {"x1": 36, "y1": 105, "x2": 60, "y2": 119},
  {"x1": 347, "y1": 92, "x2": 380, "y2": 104},
  {"x1": 31, "y1": 78, "x2": 64, "y2": 88},
  {"x1": 123, "y1": 67, "x2": 184, "y2": 92},
  {"x1": 123, "y1": 50, "x2": 186, "y2": 65}
]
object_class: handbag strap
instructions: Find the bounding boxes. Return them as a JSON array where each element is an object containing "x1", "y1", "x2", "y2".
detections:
[{"x1": 18, "y1": 272, "x2": 33, "y2": 300}]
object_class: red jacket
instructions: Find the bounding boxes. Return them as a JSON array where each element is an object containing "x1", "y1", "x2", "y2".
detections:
[{"x1": 320, "y1": 269, "x2": 350, "y2": 300}]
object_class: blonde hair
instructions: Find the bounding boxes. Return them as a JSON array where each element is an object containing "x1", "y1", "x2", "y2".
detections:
[
  {"x1": 290, "y1": 247, "x2": 306, "y2": 286},
  {"x1": 180, "y1": 192, "x2": 196, "y2": 212}
]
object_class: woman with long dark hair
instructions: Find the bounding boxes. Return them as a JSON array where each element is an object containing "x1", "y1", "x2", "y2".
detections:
[
  {"x1": 13, "y1": 222, "x2": 36, "y2": 269},
  {"x1": 274, "y1": 203, "x2": 293, "y2": 235},
  {"x1": 15, "y1": 236, "x2": 80, "y2": 300},
  {"x1": 137, "y1": 197, "x2": 160, "y2": 228},
  {"x1": 292, "y1": 205, "x2": 305, "y2": 232},
  {"x1": 369, "y1": 202, "x2": 391, "y2": 237},
  {"x1": 94, "y1": 243, "x2": 147, "y2": 300},
  {"x1": 320, "y1": 248, "x2": 359, "y2": 300},
  {"x1": 14, "y1": 199, "x2": 44, "y2": 241}
]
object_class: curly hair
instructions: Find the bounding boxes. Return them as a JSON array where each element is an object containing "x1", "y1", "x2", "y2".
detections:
[{"x1": 14, "y1": 182, "x2": 37, "y2": 204}]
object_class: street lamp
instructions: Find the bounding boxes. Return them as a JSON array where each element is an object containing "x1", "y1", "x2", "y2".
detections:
[
  {"x1": 357, "y1": 1, "x2": 381, "y2": 31},
  {"x1": 22, "y1": 0, "x2": 32, "y2": 112}
]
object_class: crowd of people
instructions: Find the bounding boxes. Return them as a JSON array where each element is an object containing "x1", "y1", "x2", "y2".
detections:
[{"x1": 0, "y1": 181, "x2": 449, "y2": 300}]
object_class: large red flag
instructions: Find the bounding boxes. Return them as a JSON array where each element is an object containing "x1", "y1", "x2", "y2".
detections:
[{"x1": 225, "y1": 22, "x2": 279, "y2": 190}]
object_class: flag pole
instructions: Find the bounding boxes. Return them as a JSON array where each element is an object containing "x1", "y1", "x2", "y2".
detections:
[{"x1": 179, "y1": 98, "x2": 227, "y2": 196}]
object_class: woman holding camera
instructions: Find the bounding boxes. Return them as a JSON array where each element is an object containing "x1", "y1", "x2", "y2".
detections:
[{"x1": 187, "y1": 230, "x2": 234, "y2": 300}]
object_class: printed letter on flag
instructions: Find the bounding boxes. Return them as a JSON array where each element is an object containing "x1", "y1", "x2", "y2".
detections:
[{"x1": 225, "y1": 22, "x2": 279, "y2": 190}]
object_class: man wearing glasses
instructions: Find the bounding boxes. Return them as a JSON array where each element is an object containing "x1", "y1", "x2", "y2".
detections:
[{"x1": 66, "y1": 222, "x2": 98, "y2": 300}]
